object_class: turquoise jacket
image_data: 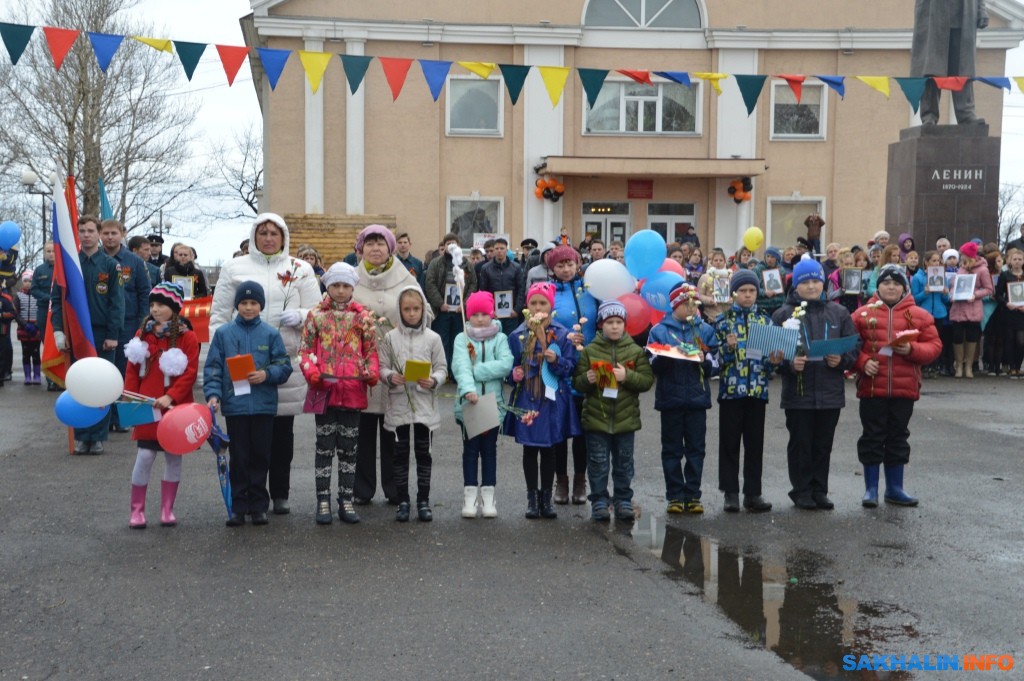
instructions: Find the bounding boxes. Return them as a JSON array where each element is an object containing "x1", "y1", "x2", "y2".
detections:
[{"x1": 452, "y1": 322, "x2": 514, "y2": 425}]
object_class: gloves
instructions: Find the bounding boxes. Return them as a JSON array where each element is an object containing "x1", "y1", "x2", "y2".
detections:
[
  {"x1": 53, "y1": 331, "x2": 67, "y2": 350},
  {"x1": 279, "y1": 309, "x2": 302, "y2": 327},
  {"x1": 24, "y1": 323, "x2": 37, "y2": 335}
]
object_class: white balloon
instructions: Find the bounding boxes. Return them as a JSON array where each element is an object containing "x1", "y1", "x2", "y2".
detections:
[
  {"x1": 583, "y1": 259, "x2": 637, "y2": 302},
  {"x1": 65, "y1": 357, "x2": 124, "y2": 408}
]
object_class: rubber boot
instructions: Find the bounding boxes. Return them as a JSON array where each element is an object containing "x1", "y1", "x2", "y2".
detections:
[
  {"x1": 129, "y1": 484, "x2": 147, "y2": 529},
  {"x1": 160, "y1": 480, "x2": 179, "y2": 527},
  {"x1": 571, "y1": 474, "x2": 587, "y2": 504},
  {"x1": 525, "y1": 490, "x2": 540, "y2": 519},
  {"x1": 953, "y1": 344, "x2": 965, "y2": 378},
  {"x1": 553, "y1": 475, "x2": 569, "y2": 504},
  {"x1": 539, "y1": 489, "x2": 558, "y2": 519},
  {"x1": 461, "y1": 486, "x2": 480, "y2": 518},
  {"x1": 23, "y1": 363, "x2": 31, "y2": 385},
  {"x1": 862, "y1": 464, "x2": 880, "y2": 508},
  {"x1": 963, "y1": 342, "x2": 976, "y2": 378},
  {"x1": 883, "y1": 465, "x2": 919, "y2": 506},
  {"x1": 480, "y1": 486, "x2": 497, "y2": 518},
  {"x1": 32, "y1": 364, "x2": 41, "y2": 385}
]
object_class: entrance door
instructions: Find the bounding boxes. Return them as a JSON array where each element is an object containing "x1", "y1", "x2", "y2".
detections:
[
  {"x1": 582, "y1": 202, "x2": 631, "y2": 245},
  {"x1": 647, "y1": 203, "x2": 697, "y2": 244}
]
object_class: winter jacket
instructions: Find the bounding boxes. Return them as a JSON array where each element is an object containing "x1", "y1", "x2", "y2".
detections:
[
  {"x1": 51, "y1": 249, "x2": 125, "y2": 344},
  {"x1": 503, "y1": 320, "x2": 582, "y2": 447},
  {"x1": 647, "y1": 313, "x2": 718, "y2": 411},
  {"x1": 14, "y1": 291, "x2": 40, "y2": 342},
  {"x1": 948, "y1": 259, "x2": 993, "y2": 323},
  {"x1": 753, "y1": 261, "x2": 785, "y2": 315},
  {"x1": 353, "y1": 258, "x2": 428, "y2": 414},
  {"x1": 827, "y1": 267, "x2": 864, "y2": 316},
  {"x1": 572, "y1": 332, "x2": 653, "y2": 434},
  {"x1": 713, "y1": 303, "x2": 777, "y2": 402},
  {"x1": 204, "y1": 315, "x2": 293, "y2": 417},
  {"x1": 772, "y1": 292, "x2": 859, "y2": 410},
  {"x1": 452, "y1": 322, "x2": 514, "y2": 425},
  {"x1": 163, "y1": 260, "x2": 208, "y2": 298},
  {"x1": 109, "y1": 245, "x2": 152, "y2": 335},
  {"x1": 995, "y1": 269, "x2": 1024, "y2": 331},
  {"x1": 210, "y1": 219, "x2": 322, "y2": 416},
  {"x1": 853, "y1": 294, "x2": 942, "y2": 401},
  {"x1": 897, "y1": 233, "x2": 914, "y2": 261},
  {"x1": 552, "y1": 276, "x2": 598, "y2": 345},
  {"x1": 379, "y1": 287, "x2": 448, "y2": 431},
  {"x1": 298, "y1": 297, "x2": 379, "y2": 412},
  {"x1": 423, "y1": 251, "x2": 477, "y2": 317},
  {"x1": 30, "y1": 261, "x2": 54, "y2": 319},
  {"x1": 478, "y1": 257, "x2": 525, "y2": 315},
  {"x1": 396, "y1": 252, "x2": 424, "y2": 287},
  {"x1": 124, "y1": 323, "x2": 200, "y2": 441},
  {"x1": 910, "y1": 268, "x2": 949, "y2": 321}
]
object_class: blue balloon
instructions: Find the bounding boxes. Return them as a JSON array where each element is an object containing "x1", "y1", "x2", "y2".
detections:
[
  {"x1": 624, "y1": 230, "x2": 667, "y2": 280},
  {"x1": 54, "y1": 392, "x2": 110, "y2": 428},
  {"x1": 641, "y1": 271, "x2": 685, "y2": 312},
  {"x1": 0, "y1": 221, "x2": 21, "y2": 251}
]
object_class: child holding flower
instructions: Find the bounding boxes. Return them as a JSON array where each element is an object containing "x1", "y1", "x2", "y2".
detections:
[{"x1": 504, "y1": 282, "x2": 581, "y2": 519}]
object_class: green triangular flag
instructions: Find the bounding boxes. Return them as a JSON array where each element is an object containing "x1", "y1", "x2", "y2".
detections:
[
  {"x1": 734, "y1": 75, "x2": 767, "y2": 116},
  {"x1": 173, "y1": 40, "x2": 207, "y2": 81},
  {"x1": 0, "y1": 22, "x2": 34, "y2": 65},
  {"x1": 894, "y1": 77, "x2": 928, "y2": 113},
  {"x1": 497, "y1": 64, "x2": 530, "y2": 105},
  {"x1": 578, "y1": 68, "x2": 609, "y2": 108},
  {"x1": 340, "y1": 54, "x2": 372, "y2": 94}
]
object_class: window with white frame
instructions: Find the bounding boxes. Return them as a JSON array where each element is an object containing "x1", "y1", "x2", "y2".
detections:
[
  {"x1": 584, "y1": 0, "x2": 702, "y2": 28},
  {"x1": 448, "y1": 197, "x2": 503, "y2": 248},
  {"x1": 770, "y1": 80, "x2": 826, "y2": 140},
  {"x1": 585, "y1": 81, "x2": 699, "y2": 134},
  {"x1": 447, "y1": 77, "x2": 502, "y2": 136},
  {"x1": 767, "y1": 199, "x2": 824, "y2": 250}
]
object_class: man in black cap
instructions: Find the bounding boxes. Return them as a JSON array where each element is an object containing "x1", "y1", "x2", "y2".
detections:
[
  {"x1": 147, "y1": 234, "x2": 168, "y2": 268},
  {"x1": 519, "y1": 238, "x2": 538, "y2": 261}
]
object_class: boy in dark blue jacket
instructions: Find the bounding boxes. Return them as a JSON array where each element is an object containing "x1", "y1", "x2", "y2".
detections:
[
  {"x1": 648, "y1": 283, "x2": 719, "y2": 514},
  {"x1": 204, "y1": 281, "x2": 292, "y2": 527}
]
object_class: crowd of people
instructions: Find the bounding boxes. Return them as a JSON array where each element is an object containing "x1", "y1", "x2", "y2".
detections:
[{"x1": 4, "y1": 212, "x2": 1021, "y2": 529}]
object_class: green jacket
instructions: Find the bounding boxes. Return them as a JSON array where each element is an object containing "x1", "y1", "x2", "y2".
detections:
[{"x1": 572, "y1": 332, "x2": 654, "y2": 434}]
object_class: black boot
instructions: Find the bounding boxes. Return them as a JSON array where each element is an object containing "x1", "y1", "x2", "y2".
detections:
[
  {"x1": 540, "y1": 489, "x2": 558, "y2": 519},
  {"x1": 525, "y1": 490, "x2": 540, "y2": 519}
]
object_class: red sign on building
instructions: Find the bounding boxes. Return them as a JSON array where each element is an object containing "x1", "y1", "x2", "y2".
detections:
[{"x1": 627, "y1": 179, "x2": 654, "y2": 199}]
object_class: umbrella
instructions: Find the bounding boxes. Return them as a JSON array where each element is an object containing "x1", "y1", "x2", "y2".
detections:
[{"x1": 206, "y1": 407, "x2": 232, "y2": 516}]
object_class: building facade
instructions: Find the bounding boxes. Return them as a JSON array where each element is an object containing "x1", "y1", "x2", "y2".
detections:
[{"x1": 243, "y1": 0, "x2": 1024, "y2": 259}]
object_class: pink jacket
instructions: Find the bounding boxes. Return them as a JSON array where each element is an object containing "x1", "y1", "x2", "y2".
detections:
[
  {"x1": 298, "y1": 298, "x2": 380, "y2": 411},
  {"x1": 948, "y1": 260, "x2": 993, "y2": 323}
]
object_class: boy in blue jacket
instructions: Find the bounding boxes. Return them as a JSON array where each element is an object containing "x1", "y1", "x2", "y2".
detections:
[
  {"x1": 205, "y1": 281, "x2": 292, "y2": 527},
  {"x1": 648, "y1": 283, "x2": 719, "y2": 514}
]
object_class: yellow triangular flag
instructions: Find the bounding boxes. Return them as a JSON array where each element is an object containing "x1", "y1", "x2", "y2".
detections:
[
  {"x1": 856, "y1": 76, "x2": 890, "y2": 99},
  {"x1": 1014, "y1": 77, "x2": 1024, "y2": 94},
  {"x1": 458, "y1": 61, "x2": 496, "y2": 79},
  {"x1": 299, "y1": 50, "x2": 334, "y2": 94},
  {"x1": 133, "y1": 36, "x2": 173, "y2": 54},
  {"x1": 538, "y1": 66, "x2": 570, "y2": 107},
  {"x1": 692, "y1": 72, "x2": 729, "y2": 95}
]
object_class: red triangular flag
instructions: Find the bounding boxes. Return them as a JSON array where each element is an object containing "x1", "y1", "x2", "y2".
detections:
[
  {"x1": 215, "y1": 44, "x2": 250, "y2": 86},
  {"x1": 42, "y1": 26, "x2": 79, "y2": 70},
  {"x1": 379, "y1": 57, "x2": 414, "y2": 101},
  {"x1": 778, "y1": 74, "x2": 806, "y2": 104},
  {"x1": 617, "y1": 69, "x2": 652, "y2": 85},
  {"x1": 933, "y1": 76, "x2": 968, "y2": 92}
]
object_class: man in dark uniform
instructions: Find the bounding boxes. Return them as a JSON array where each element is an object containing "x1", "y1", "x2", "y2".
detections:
[
  {"x1": 31, "y1": 242, "x2": 57, "y2": 389},
  {"x1": 128, "y1": 235, "x2": 162, "y2": 285},
  {"x1": 147, "y1": 233, "x2": 168, "y2": 269},
  {"x1": 51, "y1": 215, "x2": 125, "y2": 454}
]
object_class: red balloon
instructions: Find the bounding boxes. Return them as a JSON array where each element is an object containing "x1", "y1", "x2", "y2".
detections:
[
  {"x1": 658, "y1": 258, "x2": 685, "y2": 277},
  {"x1": 650, "y1": 307, "x2": 666, "y2": 326},
  {"x1": 157, "y1": 403, "x2": 212, "y2": 455},
  {"x1": 618, "y1": 293, "x2": 651, "y2": 336}
]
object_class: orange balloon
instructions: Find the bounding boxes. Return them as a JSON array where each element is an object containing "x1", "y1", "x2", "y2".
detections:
[
  {"x1": 535, "y1": 178, "x2": 545, "y2": 188},
  {"x1": 535, "y1": 187, "x2": 544, "y2": 199},
  {"x1": 555, "y1": 183, "x2": 565, "y2": 193}
]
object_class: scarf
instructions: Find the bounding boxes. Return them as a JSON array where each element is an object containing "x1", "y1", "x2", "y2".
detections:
[
  {"x1": 467, "y1": 323, "x2": 500, "y2": 342},
  {"x1": 144, "y1": 319, "x2": 171, "y2": 338},
  {"x1": 364, "y1": 256, "x2": 394, "y2": 277}
]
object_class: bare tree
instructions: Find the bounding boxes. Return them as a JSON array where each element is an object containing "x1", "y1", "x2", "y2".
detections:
[
  {"x1": 202, "y1": 123, "x2": 263, "y2": 220},
  {"x1": 0, "y1": 0, "x2": 200, "y2": 236},
  {"x1": 998, "y1": 183, "x2": 1024, "y2": 247}
]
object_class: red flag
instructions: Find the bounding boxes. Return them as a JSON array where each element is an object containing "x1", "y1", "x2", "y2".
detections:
[
  {"x1": 42, "y1": 26, "x2": 79, "y2": 70},
  {"x1": 778, "y1": 74, "x2": 806, "y2": 104},
  {"x1": 379, "y1": 57, "x2": 413, "y2": 101},
  {"x1": 933, "y1": 76, "x2": 968, "y2": 92},
  {"x1": 617, "y1": 69, "x2": 652, "y2": 85},
  {"x1": 216, "y1": 44, "x2": 250, "y2": 86}
]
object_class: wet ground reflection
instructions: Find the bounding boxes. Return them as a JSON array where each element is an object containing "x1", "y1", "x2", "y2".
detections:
[{"x1": 631, "y1": 515, "x2": 918, "y2": 680}]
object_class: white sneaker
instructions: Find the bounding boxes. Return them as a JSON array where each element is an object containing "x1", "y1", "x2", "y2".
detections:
[
  {"x1": 462, "y1": 486, "x2": 480, "y2": 518},
  {"x1": 480, "y1": 486, "x2": 497, "y2": 518}
]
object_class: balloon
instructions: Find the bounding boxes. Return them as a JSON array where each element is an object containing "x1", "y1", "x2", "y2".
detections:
[
  {"x1": 727, "y1": 186, "x2": 737, "y2": 195},
  {"x1": 534, "y1": 187, "x2": 544, "y2": 199},
  {"x1": 624, "y1": 230, "x2": 667, "y2": 280},
  {"x1": 659, "y1": 258, "x2": 685, "y2": 277},
  {"x1": 555, "y1": 183, "x2": 565, "y2": 193},
  {"x1": 583, "y1": 259, "x2": 637, "y2": 302},
  {"x1": 617, "y1": 293, "x2": 652, "y2": 336},
  {"x1": 543, "y1": 188, "x2": 552, "y2": 199},
  {"x1": 650, "y1": 307, "x2": 666, "y2": 326},
  {"x1": 641, "y1": 271, "x2": 685, "y2": 312},
  {"x1": 535, "y1": 178, "x2": 545, "y2": 188},
  {"x1": 743, "y1": 226, "x2": 764, "y2": 252},
  {"x1": 551, "y1": 194, "x2": 560, "y2": 203},
  {"x1": 65, "y1": 357, "x2": 124, "y2": 408},
  {"x1": 0, "y1": 221, "x2": 21, "y2": 250},
  {"x1": 157, "y1": 403, "x2": 213, "y2": 455},
  {"x1": 54, "y1": 392, "x2": 110, "y2": 428}
]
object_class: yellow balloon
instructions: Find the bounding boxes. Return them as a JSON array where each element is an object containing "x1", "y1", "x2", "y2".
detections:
[{"x1": 743, "y1": 226, "x2": 764, "y2": 252}]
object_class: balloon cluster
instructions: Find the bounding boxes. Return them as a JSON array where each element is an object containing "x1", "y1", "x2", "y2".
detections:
[
  {"x1": 534, "y1": 177, "x2": 565, "y2": 203},
  {"x1": 727, "y1": 177, "x2": 753, "y2": 204}
]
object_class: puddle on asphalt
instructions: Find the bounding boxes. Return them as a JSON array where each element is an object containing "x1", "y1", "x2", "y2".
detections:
[{"x1": 630, "y1": 515, "x2": 919, "y2": 680}]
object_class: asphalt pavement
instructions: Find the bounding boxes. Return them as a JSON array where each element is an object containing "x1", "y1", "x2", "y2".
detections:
[{"x1": 1, "y1": 370, "x2": 1022, "y2": 681}]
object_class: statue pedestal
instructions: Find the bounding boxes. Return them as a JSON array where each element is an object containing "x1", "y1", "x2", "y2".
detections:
[{"x1": 885, "y1": 124, "x2": 1000, "y2": 249}]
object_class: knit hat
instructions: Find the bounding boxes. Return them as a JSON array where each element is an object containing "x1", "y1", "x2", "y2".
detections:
[
  {"x1": 234, "y1": 280, "x2": 266, "y2": 310},
  {"x1": 959, "y1": 242, "x2": 979, "y2": 260},
  {"x1": 669, "y1": 283, "x2": 700, "y2": 310},
  {"x1": 545, "y1": 244, "x2": 580, "y2": 269},
  {"x1": 876, "y1": 264, "x2": 909, "y2": 291},
  {"x1": 355, "y1": 224, "x2": 397, "y2": 254},
  {"x1": 596, "y1": 300, "x2": 627, "y2": 326},
  {"x1": 149, "y1": 281, "x2": 185, "y2": 314},
  {"x1": 729, "y1": 269, "x2": 760, "y2": 294},
  {"x1": 868, "y1": 244, "x2": 883, "y2": 254},
  {"x1": 465, "y1": 291, "x2": 495, "y2": 319},
  {"x1": 792, "y1": 254, "x2": 825, "y2": 287},
  {"x1": 321, "y1": 262, "x2": 359, "y2": 288},
  {"x1": 942, "y1": 248, "x2": 960, "y2": 263},
  {"x1": 526, "y1": 282, "x2": 555, "y2": 308},
  {"x1": 764, "y1": 246, "x2": 782, "y2": 263},
  {"x1": 21, "y1": 271, "x2": 32, "y2": 281}
]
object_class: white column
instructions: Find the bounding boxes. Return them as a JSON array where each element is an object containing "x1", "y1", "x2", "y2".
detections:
[
  {"x1": 523, "y1": 45, "x2": 565, "y2": 246},
  {"x1": 715, "y1": 48, "x2": 759, "y2": 254},
  {"x1": 304, "y1": 37, "x2": 325, "y2": 214},
  {"x1": 345, "y1": 35, "x2": 366, "y2": 215}
]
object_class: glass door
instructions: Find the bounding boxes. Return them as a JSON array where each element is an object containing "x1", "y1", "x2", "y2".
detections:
[
  {"x1": 647, "y1": 203, "x2": 697, "y2": 244},
  {"x1": 582, "y1": 202, "x2": 631, "y2": 244}
]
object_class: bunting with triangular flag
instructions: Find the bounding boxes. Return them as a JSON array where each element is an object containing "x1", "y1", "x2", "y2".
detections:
[
  {"x1": 216, "y1": 44, "x2": 249, "y2": 86},
  {"x1": 133, "y1": 36, "x2": 172, "y2": 53},
  {"x1": 340, "y1": 54, "x2": 372, "y2": 95},
  {"x1": 974, "y1": 76, "x2": 1011, "y2": 91},
  {"x1": 257, "y1": 47, "x2": 290, "y2": 91},
  {"x1": 856, "y1": 76, "x2": 890, "y2": 98},
  {"x1": 654, "y1": 71, "x2": 691, "y2": 87},
  {"x1": 578, "y1": 68, "x2": 609, "y2": 109},
  {"x1": 816, "y1": 75, "x2": 846, "y2": 98},
  {"x1": 894, "y1": 77, "x2": 927, "y2": 112},
  {"x1": 0, "y1": 22, "x2": 34, "y2": 65},
  {"x1": 458, "y1": 61, "x2": 496, "y2": 80},
  {"x1": 298, "y1": 50, "x2": 332, "y2": 94},
  {"x1": 692, "y1": 72, "x2": 728, "y2": 95},
  {"x1": 173, "y1": 41, "x2": 206, "y2": 81},
  {"x1": 87, "y1": 32, "x2": 124, "y2": 73},
  {"x1": 933, "y1": 76, "x2": 968, "y2": 91},
  {"x1": 777, "y1": 74, "x2": 805, "y2": 103},
  {"x1": 420, "y1": 59, "x2": 452, "y2": 102},
  {"x1": 498, "y1": 64, "x2": 530, "y2": 105},
  {"x1": 734, "y1": 75, "x2": 767, "y2": 116},
  {"x1": 538, "y1": 66, "x2": 570, "y2": 107},
  {"x1": 618, "y1": 69, "x2": 652, "y2": 85},
  {"x1": 42, "y1": 27, "x2": 78, "y2": 70},
  {"x1": 1014, "y1": 77, "x2": 1024, "y2": 94},
  {"x1": 379, "y1": 57, "x2": 414, "y2": 101}
]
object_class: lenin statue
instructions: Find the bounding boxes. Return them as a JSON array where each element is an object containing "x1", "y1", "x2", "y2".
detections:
[{"x1": 910, "y1": 0, "x2": 989, "y2": 125}]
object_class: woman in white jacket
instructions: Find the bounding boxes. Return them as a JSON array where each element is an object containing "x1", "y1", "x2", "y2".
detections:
[{"x1": 209, "y1": 213, "x2": 322, "y2": 514}]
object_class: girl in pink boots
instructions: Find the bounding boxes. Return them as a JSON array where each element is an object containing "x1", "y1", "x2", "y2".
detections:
[{"x1": 123, "y1": 282, "x2": 200, "y2": 528}]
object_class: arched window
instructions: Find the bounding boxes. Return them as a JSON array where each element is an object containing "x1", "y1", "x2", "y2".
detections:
[{"x1": 583, "y1": 0, "x2": 701, "y2": 29}]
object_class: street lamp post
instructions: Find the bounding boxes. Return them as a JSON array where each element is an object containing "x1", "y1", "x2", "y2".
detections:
[{"x1": 20, "y1": 169, "x2": 53, "y2": 243}]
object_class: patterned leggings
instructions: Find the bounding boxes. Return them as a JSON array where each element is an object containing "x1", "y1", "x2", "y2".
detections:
[{"x1": 315, "y1": 409, "x2": 360, "y2": 504}]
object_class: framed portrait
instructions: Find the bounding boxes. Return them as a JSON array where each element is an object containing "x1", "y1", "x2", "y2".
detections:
[
  {"x1": 926, "y1": 266, "x2": 945, "y2": 293},
  {"x1": 712, "y1": 275, "x2": 731, "y2": 304},
  {"x1": 171, "y1": 275, "x2": 194, "y2": 300},
  {"x1": 1008, "y1": 281, "x2": 1024, "y2": 306},
  {"x1": 952, "y1": 274, "x2": 976, "y2": 301},
  {"x1": 841, "y1": 268, "x2": 863, "y2": 295},
  {"x1": 444, "y1": 283, "x2": 462, "y2": 308},
  {"x1": 761, "y1": 268, "x2": 783, "y2": 294},
  {"x1": 494, "y1": 290, "x2": 513, "y2": 318}
]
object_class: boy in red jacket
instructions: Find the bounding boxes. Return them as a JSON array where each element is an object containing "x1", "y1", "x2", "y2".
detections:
[{"x1": 852, "y1": 265, "x2": 942, "y2": 507}]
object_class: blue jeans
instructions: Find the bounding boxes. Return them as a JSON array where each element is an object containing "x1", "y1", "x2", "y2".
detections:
[
  {"x1": 586, "y1": 431, "x2": 635, "y2": 505},
  {"x1": 660, "y1": 408, "x2": 707, "y2": 502},
  {"x1": 462, "y1": 427, "x2": 498, "y2": 486}
]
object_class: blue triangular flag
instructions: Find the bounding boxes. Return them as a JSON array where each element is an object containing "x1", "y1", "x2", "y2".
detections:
[
  {"x1": 974, "y1": 76, "x2": 1011, "y2": 91},
  {"x1": 654, "y1": 70, "x2": 691, "y2": 87},
  {"x1": 87, "y1": 32, "x2": 124, "y2": 73},
  {"x1": 816, "y1": 75, "x2": 846, "y2": 99},
  {"x1": 419, "y1": 59, "x2": 452, "y2": 101},
  {"x1": 0, "y1": 22, "x2": 34, "y2": 65},
  {"x1": 257, "y1": 47, "x2": 290, "y2": 90},
  {"x1": 341, "y1": 54, "x2": 372, "y2": 94}
]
